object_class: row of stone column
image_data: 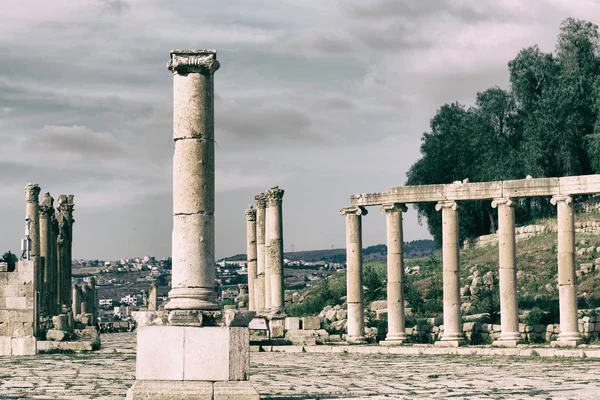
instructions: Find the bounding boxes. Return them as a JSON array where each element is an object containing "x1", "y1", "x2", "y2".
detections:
[
  {"x1": 341, "y1": 195, "x2": 581, "y2": 346},
  {"x1": 24, "y1": 184, "x2": 75, "y2": 322},
  {"x1": 245, "y1": 186, "x2": 285, "y2": 314},
  {"x1": 72, "y1": 278, "x2": 97, "y2": 325}
]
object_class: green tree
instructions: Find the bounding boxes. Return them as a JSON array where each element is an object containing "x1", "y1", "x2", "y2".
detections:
[
  {"x1": 408, "y1": 18, "x2": 600, "y2": 243},
  {"x1": 2, "y1": 251, "x2": 17, "y2": 271}
]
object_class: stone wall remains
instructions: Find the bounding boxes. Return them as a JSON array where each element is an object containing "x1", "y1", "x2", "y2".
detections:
[
  {"x1": 0, "y1": 260, "x2": 36, "y2": 337},
  {"x1": 464, "y1": 221, "x2": 600, "y2": 249}
]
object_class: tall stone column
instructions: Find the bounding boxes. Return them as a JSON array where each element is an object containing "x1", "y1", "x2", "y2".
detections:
[
  {"x1": 72, "y1": 284, "x2": 81, "y2": 315},
  {"x1": 341, "y1": 205, "x2": 368, "y2": 344},
  {"x1": 381, "y1": 203, "x2": 408, "y2": 345},
  {"x1": 66, "y1": 195, "x2": 75, "y2": 310},
  {"x1": 50, "y1": 214, "x2": 59, "y2": 314},
  {"x1": 245, "y1": 205, "x2": 258, "y2": 312},
  {"x1": 25, "y1": 183, "x2": 41, "y2": 332},
  {"x1": 39, "y1": 192, "x2": 54, "y2": 315},
  {"x1": 265, "y1": 186, "x2": 285, "y2": 314},
  {"x1": 148, "y1": 281, "x2": 158, "y2": 311},
  {"x1": 127, "y1": 49, "x2": 258, "y2": 400},
  {"x1": 551, "y1": 195, "x2": 582, "y2": 346},
  {"x1": 255, "y1": 194, "x2": 267, "y2": 313},
  {"x1": 57, "y1": 195, "x2": 74, "y2": 311},
  {"x1": 435, "y1": 200, "x2": 465, "y2": 346},
  {"x1": 491, "y1": 198, "x2": 521, "y2": 346},
  {"x1": 165, "y1": 50, "x2": 220, "y2": 312}
]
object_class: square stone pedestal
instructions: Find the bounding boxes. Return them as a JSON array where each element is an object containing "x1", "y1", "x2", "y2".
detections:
[
  {"x1": 491, "y1": 340, "x2": 523, "y2": 347},
  {"x1": 268, "y1": 315, "x2": 286, "y2": 338},
  {"x1": 379, "y1": 340, "x2": 405, "y2": 347},
  {"x1": 551, "y1": 340, "x2": 581, "y2": 348},
  {"x1": 434, "y1": 340, "x2": 465, "y2": 348},
  {"x1": 134, "y1": 325, "x2": 249, "y2": 381},
  {"x1": 127, "y1": 310, "x2": 259, "y2": 399}
]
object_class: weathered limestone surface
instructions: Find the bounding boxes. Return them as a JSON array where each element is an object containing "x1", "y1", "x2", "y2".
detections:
[
  {"x1": 128, "y1": 49, "x2": 257, "y2": 400},
  {"x1": 6, "y1": 332, "x2": 600, "y2": 398},
  {"x1": 72, "y1": 285, "x2": 81, "y2": 316},
  {"x1": 341, "y1": 206, "x2": 368, "y2": 344},
  {"x1": 254, "y1": 194, "x2": 267, "y2": 313},
  {"x1": 56, "y1": 194, "x2": 74, "y2": 312},
  {"x1": 148, "y1": 282, "x2": 158, "y2": 311},
  {"x1": 39, "y1": 192, "x2": 54, "y2": 315},
  {"x1": 24, "y1": 184, "x2": 40, "y2": 331},
  {"x1": 245, "y1": 206, "x2": 257, "y2": 312},
  {"x1": 135, "y1": 326, "x2": 249, "y2": 381},
  {"x1": 552, "y1": 195, "x2": 582, "y2": 345},
  {"x1": 265, "y1": 187, "x2": 284, "y2": 313},
  {"x1": 381, "y1": 203, "x2": 408, "y2": 345},
  {"x1": 166, "y1": 49, "x2": 220, "y2": 311},
  {"x1": 0, "y1": 260, "x2": 36, "y2": 337},
  {"x1": 491, "y1": 198, "x2": 521, "y2": 345},
  {"x1": 351, "y1": 174, "x2": 600, "y2": 206},
  {"x1": 435, "y1": 201, "x2": 465, "y2": 345}
]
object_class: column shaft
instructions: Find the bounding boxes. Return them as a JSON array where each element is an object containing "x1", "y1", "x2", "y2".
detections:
[
  {"x1": 166, "y1": 50, "x2": 220, "y2": 311},
  {"x1": 493, "y1": 198, "x2": 520, "y2": 342},
  {"x1": 341, "y1": 206, "x2": 368, "y2": 343},
  {"x1": 51, "y1": 217, "x2": 59, "y2": 314},
  {"x1": 382, "y1": 203, "x2": 408, "y2": 343},
  {"x1": 266, "y1": 187, "x2": 285, "y2": 313},
  {"x1": 245, "y1": 206, "x2": 257, "y2": 311},
  {"x1": 25, "y1": 183, "x2": 41, "y2": 333},
  {"x1": 72, "y1": 285, "x2": 81, "y2": 315},
  {"x1": 255, "y1": 194, "x2": 267, "y2": 313},
  {"x1": 436, "y1": 201, "x2": 464, "y2": 343},
  {"x1": 552, "y1": 195, "x2": 581, "y2": 343},
  {"x1": 40, "y1": 193, "x2": 54, "y2": 315}
]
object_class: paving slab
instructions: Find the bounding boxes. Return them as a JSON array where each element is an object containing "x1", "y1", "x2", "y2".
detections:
[{"x1": 0, "y1": 333, "x2": 600, "y2": 398}]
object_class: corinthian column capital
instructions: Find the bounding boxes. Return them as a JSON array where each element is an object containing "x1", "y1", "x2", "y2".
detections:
[
  {"x1": 254, "y1": 193, "x2": 267, "y2": 209},
  {"x1": 245, "y1": 205, "x2": 257, "y2": 221},
  {"x1": 265, "y1": 186, "x2": 284, "y2": 207},
  {"x1": 167, "y1": 49, "x2": 220, "y2": 75},
  {"x1": 24, "y1": 183, "x2": 40, "y2": 202}
]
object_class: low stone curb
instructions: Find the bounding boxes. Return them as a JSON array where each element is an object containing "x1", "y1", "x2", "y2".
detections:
[{"x1": 251, "y1": 344, "x2": 600, "y2": 358}]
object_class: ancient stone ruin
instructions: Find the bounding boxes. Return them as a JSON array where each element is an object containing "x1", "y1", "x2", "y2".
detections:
[
  {"x1": 244, "y1": 187, "x2": 286, "y2": 338},
  {"x1": 341, "y1": 176, "x2": 600, "y2": 347},
  {"x1": 1, "y1": 184, "x2": 98, "y2": 356},
  {"x1": 126, "y1": 49, "x2": 258, "y2": 400}
]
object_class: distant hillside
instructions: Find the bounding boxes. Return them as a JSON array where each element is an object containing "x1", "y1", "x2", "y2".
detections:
[{"x1": 220, "y1": 239, "x2": 437, "y2": 263}]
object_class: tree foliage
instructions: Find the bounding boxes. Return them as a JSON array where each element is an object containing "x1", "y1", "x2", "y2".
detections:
[{"x1": 407, "y1": 18, "x2": 600, "y2": 244}]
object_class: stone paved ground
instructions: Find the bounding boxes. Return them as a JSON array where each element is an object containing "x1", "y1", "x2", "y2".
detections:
[{"x1": 1, "y1": 333, "x2": 600, "y2": 399}]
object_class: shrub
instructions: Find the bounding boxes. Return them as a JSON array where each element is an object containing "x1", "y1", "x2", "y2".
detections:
[
  {"x1": 363, "y1": 266, "x2": 385, "y2": 303},
  {"x1": 365, "y1": 310, "x2": 387, "y2": 342},
  {"x1": 286, "y1": 277, "x2": 341, "y2": 317}
]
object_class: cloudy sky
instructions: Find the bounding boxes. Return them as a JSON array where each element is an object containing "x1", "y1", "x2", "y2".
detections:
[{"x1": 0, "y1": 0, "x2": 596, "y2": 260}]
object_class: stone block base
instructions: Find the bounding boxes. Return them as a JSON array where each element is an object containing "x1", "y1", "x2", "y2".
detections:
[
  {"x1": 37, "y1": 340, "x2": 93, "y2": 353},
  {"x1": 551, "y1": 340, "x2": 581, "y2": 347},
  {"x1": 491, "y1": 340, "x2": 523, "y2": 347},
  {"x1": 434, "y1": 340, "x2": 465, "y2": 348},
  {"x1": 214, "y1": 381, "x2": 260, "y2": 400},
  {"x1": 379, "y1": 340, "x2": 405, "y2": 346},
  {"x1": 0, "y1": 336, "x2": 36, "y2": 356},
  {"x1": 126, "y1": 380, "x2": 259, "y2": 400},
  {"x1": 346, "y1": 335, "x2": 368, "y2": 344},
  {"x1": 268, "y1": 317, "x2": 285, "y2": 338},
  {"x1": 136, "y1": 325, "x2": 249, "y2": 381}
]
